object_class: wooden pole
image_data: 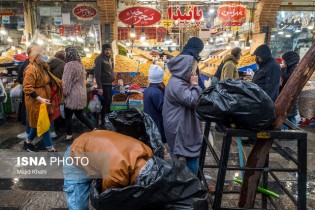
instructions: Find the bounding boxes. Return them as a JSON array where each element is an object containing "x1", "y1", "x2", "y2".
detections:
[{"x1": 239, "y1": 43, "x2": 315, "y2": 208}]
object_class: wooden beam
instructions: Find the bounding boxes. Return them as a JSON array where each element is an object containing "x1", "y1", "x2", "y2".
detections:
[{"x1": 239, "y1": 43, "x2": 315, "y2": 208}]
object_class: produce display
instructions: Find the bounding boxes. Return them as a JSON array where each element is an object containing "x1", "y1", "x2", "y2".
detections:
[
  {"x1": 129, "y1": 83, "x2": 142, "y2": 90},
  {"x1": 91, "y1": 52, "x2": 99, "y2": 60},
  {"x1": 14, "y1": 54, "x2": 28, "y2": 62},
  {"x1": 113, "y1": 93, "x2": 128, "y2": 102},
  {"x1": 129, "y1": 93, "x2": 143, "y2": 100},
  {"x1": 133, "y1": 74, "x2": 149, "y2": 87},
  {"x1": 114, "y1": 55, "x2": 138, "y2": 72},
  {"x1": 163, "y1": 70, "x2": 171, "y2": 85},
  {"x1": 237, "y1": 54, "x2": 256, "y2": 67},
  {"x1": 0, "y1": 56, "x2": 14, "y2": 64},
  {"x1": 139, "y1": 63, "x2": 151, "y2": 76},
  {"x1": 82, "y1": 57, "x2": 94, "y2": 70},
  {"x1": 116, "y1": 73, "x2": 134, "y2": 84}
]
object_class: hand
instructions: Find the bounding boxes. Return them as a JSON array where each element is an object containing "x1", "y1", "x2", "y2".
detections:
[
  {"x1": 98, "y1": 88, "x2": 103, "y2": 95},
  {"x1": 190, "y1": 73, "x2": 198, "y2": 85},
  {"x1": 104, "y1": 61, "x2": 110, "y2": 65},
  {"x1": 36, "y1": 96, "x2": 51, "y2": 104}
]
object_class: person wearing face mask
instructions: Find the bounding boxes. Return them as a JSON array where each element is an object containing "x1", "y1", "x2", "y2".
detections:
[
  {"x1": 94, "y1": 44, "x2": 114, "y2": 127},
  {"x1": 22, "y1": 44, "x2": 56, "y2": 152},
  {"x1": 162, "y1": 55, "x2": 203, "y2": 175},
  {"x1": 252, "y1": 44, "x2": 281, "y2": 102}
]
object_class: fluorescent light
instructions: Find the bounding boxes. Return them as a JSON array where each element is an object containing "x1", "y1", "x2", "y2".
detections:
[
  {"x1": 36, "y1": 39, "x2": 44, "y2": 45},
  {"x1": 295, "y1": 29, "x2": 301, "y2": 33},
  {"x1": 209, "y1": 9, "x2": 215, "y2": 14},
  {"x1": 278, "y1": 31, "x2": 284, "y2": 35},
  {"x1": 271, "y1": 35, "x2": 275, "y2": 38},
  {"x1": 84, "y1": 48, "x2": 90, "y2": 52},
  {"x1": 285, "y1": 34, "x2": 291, "y2": 38},
  {"x1": 308, "y1": 25, "x2": 314, "y2": 30}
]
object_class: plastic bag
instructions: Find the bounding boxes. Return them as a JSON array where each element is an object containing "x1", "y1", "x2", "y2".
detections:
[
  {"x1": 88, "y1": 95, "x2": 102, "y2": 113},
  {"x1": 0, "y1": 80, "x2": 7, "y2": 103},
  {"x1": 90, "y1": 157, "x2": 209, "y2": 210},
  {"x1": 10, "y1": 84, "x2": 22, "y2": 98},
  {"x1": 104, "y1": 108, "x2": 163, "y2": 157},
  {"x1": 196, "y1": 79, "x2": 275, "y2": 131},
  {"x1": 37, "y1": 103, "x2": 50, "y2": 137}
]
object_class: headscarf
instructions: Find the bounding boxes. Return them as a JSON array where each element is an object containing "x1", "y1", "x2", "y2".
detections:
[
  {"x1": 55, "y1": 50, "x2": 66, "y2": 62},
  {"x1": 65, "y1": 47, "x2": 81, "y2": 63},
  {"x1": 181, "y1": 37, "x2": 204, "y2": 62}
]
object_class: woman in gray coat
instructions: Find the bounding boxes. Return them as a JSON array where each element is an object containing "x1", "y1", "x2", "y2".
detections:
[{"x1": 162, "y1": 55, "x2": 202, "y2": 175}]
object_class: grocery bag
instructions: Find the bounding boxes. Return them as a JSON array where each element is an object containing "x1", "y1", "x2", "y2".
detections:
[{"x1": 37, "y1": 103, "x2": 50, "y2": 137}]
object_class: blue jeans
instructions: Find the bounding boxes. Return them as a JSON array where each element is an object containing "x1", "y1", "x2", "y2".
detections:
[
  {"x1": 281, "y1": 115, "x2": 297, "y2": 130},
  {"x1": 64, "y1": 147, "x2": 91, "y2": 210},
  {"x1": 186, "y1": 157, "x2": 199, "y2": 175},
  {"x1": 50, "y1": 121, "x2": 55, "y2": 132},
  {"x1": 25, "y1": 114, "x2": 30, "y2": 134},
  {"x1": 27, "y1": 128, "x2": 53, "y2": 149}
]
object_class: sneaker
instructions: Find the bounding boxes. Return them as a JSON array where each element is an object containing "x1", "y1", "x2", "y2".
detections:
[
  {"x1": 17, "y1": 132, "x2": 28, "y2": 140},
  {"x1": 23, "y1": 141, "x2": 38, "y2": 152},
  {"x1": 50, "y1": 132, "x2": 57, "y2": 139},
  {"x1": 34, "y1": 140, "x2": 46, "y2": 150}
]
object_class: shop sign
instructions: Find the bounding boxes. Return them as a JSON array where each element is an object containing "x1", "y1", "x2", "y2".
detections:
[
  {"x1": 119, "y1": 7, "x2": 161, "y2": 27},
  {"x1": 2, "y1": 16, "x2": 10, "y2": 24},
  {"x1": 0, "y1": 10, "x2": 14, "y2": 16},
  {"x1": 217, "y1": 3, "x2": 246, "y2": 26},
  {"x1": 39, "y1": 7, "x2": 61, "y2": 17},
  {"x1": 73, "y1": 4, "x2": 97, "y2": 20},
  {"x1": 168, "y1": 6, "x2": 203, "y2": 28},
  {"x1": 278, "y1": 15, "x2": 313, "y2": 30}
]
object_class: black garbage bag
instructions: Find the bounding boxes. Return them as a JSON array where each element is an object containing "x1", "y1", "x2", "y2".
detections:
[
  {"x1": 90, "y1": 156, "x2": 209, "y2": 210},
  {"x1": 104, "y1": 108, "x2": 164, "y2": 157},
  {"x1": 196, "y1": 79, "x2": 275, "y2": 131}
]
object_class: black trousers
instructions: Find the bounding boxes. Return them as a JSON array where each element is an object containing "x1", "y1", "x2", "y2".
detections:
[
  {"x1": 65, "y1": 107, "x2": 94, "y2": 135},
  {"x1": 101, "y1": 85, "x2": 112, "y2": 125}
]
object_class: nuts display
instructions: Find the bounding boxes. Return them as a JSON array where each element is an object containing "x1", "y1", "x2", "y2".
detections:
[
  {"x1": 139, "y1": 63, "x2": 151, "y2": 76},
  {"x1": 238, "y1": 55, "x2": 256, "y2": 67},
  {"x1": 0, "y1": 56, "x2": 14, "y2": 64},
  {"x1": 114, "y1": 55, "x2": 138, "y2": 72},
  {"x1": 90, "y1": 52, "x2": 99, "y2": 60},
  {"x1": 113, "y1": 93, "x2": 128, "y2": 102},
  {"x1": 133, "y1": 74, "x2": 149, "y2": 87},
  {"x1": 163, "y1": 70, "x2": 171, "y2": 85},
  {"x1": 129, "y1": 93, "x2": 143, "y2": 100},
  {"x1": 116, "y1": 73, "x2": 134, "y2": 85}
]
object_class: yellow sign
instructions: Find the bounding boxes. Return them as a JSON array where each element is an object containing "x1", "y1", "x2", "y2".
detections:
[
  {"x1": 162, "y1": 20, "x2": 172, "y2": 27},
  {"x1": 256, "y1": 132, "x2": 271, "y2": 139}
]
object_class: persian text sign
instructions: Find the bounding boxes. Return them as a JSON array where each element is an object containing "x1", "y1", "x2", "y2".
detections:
[
  {"x1": 119, "y1": 7, "x2": 161, "y2": 27},
  {"x1": 217, "y1": 3, "x2": 246, "y2": 26},
  {"x1": 168, "y1": 6, "x2": 203, "y2": 28},
  {"x1": 73, "y1": 4, "x2": 97, "y2": 20},
  {"x1": 0, "y1": 10, "x2": 14, "y2": 16}
]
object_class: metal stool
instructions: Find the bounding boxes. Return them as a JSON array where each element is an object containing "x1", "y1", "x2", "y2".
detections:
[{"x1": 198, "y1": 121, "x2": 307, "y2": 210}]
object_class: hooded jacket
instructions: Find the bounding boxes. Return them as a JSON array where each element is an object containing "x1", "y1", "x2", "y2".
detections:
[
  {"x1": 94, "y1": 48, "x2": 114, "y2": 88},
  {"x1": 163, "y1": 55, "x2": 203, "y2": 158},
  {"x1": 252, "y1": 45, "x2": 281, "y2": 102},
  {"x1": 180, "y1": 37, "x2": 205, "y2": 89},
  {"x1": 47, "y1": 57, "x2": 65, "y2": 80},
  {"x1": 62, "y1": 61, "x2": 87, "y2": 110},
  {"x1": 280, "y1": 51, "x2": 300, "y2": 116},
  {"x1": 220, "y1": 54, "x2": 239, "y2": 80}
]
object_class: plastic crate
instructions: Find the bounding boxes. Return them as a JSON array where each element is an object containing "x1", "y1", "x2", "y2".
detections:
[{"x1": 238, "y1": 63, "x2": 258, "y2": 72}]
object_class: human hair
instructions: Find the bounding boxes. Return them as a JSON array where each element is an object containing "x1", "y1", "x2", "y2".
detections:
[
  {"x1": 55, "y1": 50, "x2": 66, "y2": 61},
  {"x1": 231, "y1": 47, "x2": 242, "y2": 57}
]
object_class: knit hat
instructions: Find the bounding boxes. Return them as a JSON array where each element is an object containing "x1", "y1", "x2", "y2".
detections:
[
  {"x1": 102, "y1": 44, "x2": 111, "y2": 52},
  {"x1": 282, "y1": 51, "x2": 300, "y2": 67},
  {"x1": 148, "y1": 65, "x2": 164, "y2": 83}
]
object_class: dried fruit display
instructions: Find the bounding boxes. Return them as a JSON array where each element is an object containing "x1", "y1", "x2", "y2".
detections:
[
  {"x1": 90, "y1": 52, "x2": 99, "y2": 60},
  {"x1": 113, "y1": 93, "x2": 128, "y2": 102},
  {"x1": 6, "y1": 50, "x2": 15, "y2": 57},
  {"x1": 0, "y1": 56, "x2": 14, "y2": 64},
  {"x1": 129, "y1": 93, "x2": 143, "y2": 100},
  {"x1": 139, "y1": 63, "x2": 151, "y2": 76},
  {"x1": 129, "y1": 83, "x2": 142, "y2": 90},
  {"x1": 117, "y1": 73, "x2": 134, "y2": 84},
  {"x1": 163, "y1": 70, "x2": 171, "y2": 85},
  {"x1": 133, "y1": 74, "x2": 149, "y2": 87},
  {"x1": 238, "y1": 55, "x2": 256, "y2": 67},
  {"x1": 81, "y1": 57, "x2": 94, "y2": 70},
  {"x1": 114, "y1": 55, "x2": 138, "y2": 72}
]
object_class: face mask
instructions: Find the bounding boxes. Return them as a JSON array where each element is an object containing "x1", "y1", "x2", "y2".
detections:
[
  {"x1": 255, "y1": 57, "x2": 263, "y2": 65},
  {"x1": 41, "y1": 54, "x2": 48, "y2": 62}
]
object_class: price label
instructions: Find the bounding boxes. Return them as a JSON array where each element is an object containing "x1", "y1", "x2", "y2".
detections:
[{"x1": 256, "y1": 132, "x2": 271, "y2": 139}]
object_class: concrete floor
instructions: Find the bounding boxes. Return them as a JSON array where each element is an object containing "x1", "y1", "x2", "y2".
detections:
[{"x1": 0, "y1": 117, "x2": 314, "y2": 210}]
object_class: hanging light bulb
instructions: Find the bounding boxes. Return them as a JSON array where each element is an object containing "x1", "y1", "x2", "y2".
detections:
[
  {"x1": 206, "y1": 41, "x2": 209, "y2": 46},
  {"x1": 36, "y1": 39, "x2": 44, "y2": 45},
  {"x1": 88, "y1": 27, "x2": 95, "y2": 37},
  {"x1": 210, "y1": 37, "x2": 214, "y2": 43},
  {"x1": 0, "y1": 24, "x2": 7, "y2": 35},
  {"x1": 228, "y1": 31, "x2": 233, "y2": 38},
  {"x1": 7, "y1": 36, "x2": 12, "y2": 42},
  {"x1": 130, "y1": 24, "x2": 136, "y2": 38},
  {"x1": 140, "y1": 28, "x2": 146, "y2": 42}
]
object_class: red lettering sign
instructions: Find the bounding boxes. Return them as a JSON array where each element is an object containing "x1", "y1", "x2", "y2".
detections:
[
  {"x1": 0, "y1": 10, "x2": 14, "y2": 16},
  {"x1": 119, "y1": 7, "x2": 161, "y2": 27},
  {"x1": 217, "y1": 3, "x2": 246, "y2": 26},
  {"x1": 168, "y1": 6, "x2": 203, "y2": 21},
  {"x1": 73, "y1": 4, "x2": 97, "y2": 20}
]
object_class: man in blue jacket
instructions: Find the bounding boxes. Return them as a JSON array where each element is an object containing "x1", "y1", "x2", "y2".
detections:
[{"x1": 252, "y1": 44, "x2": 281, "y2": 102}]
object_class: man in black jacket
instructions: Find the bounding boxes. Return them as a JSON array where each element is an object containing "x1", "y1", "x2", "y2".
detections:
[
  {"x1": 94, "y1": 44, "x2": 115, "y2": 126},
  {"x1": 252, "y1": 44, "x2": 281, "y2": 102}
]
